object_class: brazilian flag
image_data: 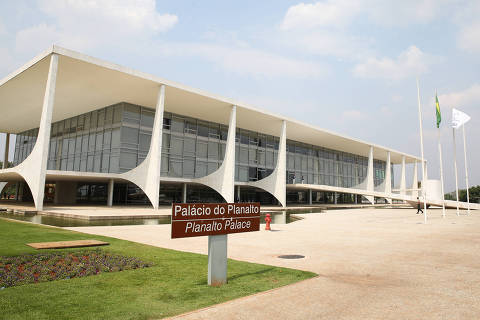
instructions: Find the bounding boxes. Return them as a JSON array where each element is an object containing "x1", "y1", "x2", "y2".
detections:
[{"x1": 435, "y1": 93, "x2": 441, "y2": 128}]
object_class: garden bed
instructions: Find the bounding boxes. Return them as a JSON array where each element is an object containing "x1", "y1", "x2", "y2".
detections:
[{"x1": 0, "y1": 250, "x2": 152, "y2": 288}]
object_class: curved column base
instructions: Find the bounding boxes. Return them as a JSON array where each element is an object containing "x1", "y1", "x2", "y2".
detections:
[
  {"x1": 247, "y1": 120, "x2": 287, "y2": 207},
  {"x1": 195, "y1": 106, "x2": 236, "y2": 203},
  {"x1": 119, "y1": 85, "x2": 165, "y2": 209}
]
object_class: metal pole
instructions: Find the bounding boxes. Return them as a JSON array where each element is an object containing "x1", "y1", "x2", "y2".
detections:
[
  {"x1": 452, "y1": 127, "x2": 460, "y2": 216},
  {"x1": 437, "y1": 128, "x2": 446, "y2": 217},
  {"x1": 462, "y1": 125, "x2": 470, "y2": 214},
  {"x1": 416, "y1": 78, "x2": 427, "y2": 223},
  {"x1": 182, "y1": 183, "x2": 187, "y2": 203}
]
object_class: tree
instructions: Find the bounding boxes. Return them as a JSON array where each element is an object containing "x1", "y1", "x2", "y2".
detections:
[
  {"x1": 446, "y1": 185, "x2": 480, "y2": 203},
  {"x1": 460, "y1": 185, "x2": 480, "y2": 203},
  {"x1": 0, "y1": 161, "x2": 14, "y2": 168}
]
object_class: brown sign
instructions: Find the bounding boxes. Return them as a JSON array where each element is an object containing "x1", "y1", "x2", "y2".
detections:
[{"x1": 171, "y1": 203, "x2": 261, "y2": 239}]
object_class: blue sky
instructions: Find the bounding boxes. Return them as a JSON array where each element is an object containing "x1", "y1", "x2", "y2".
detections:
[{"x1": 0, "y1": 0, "x2": 479, "y2": 192}]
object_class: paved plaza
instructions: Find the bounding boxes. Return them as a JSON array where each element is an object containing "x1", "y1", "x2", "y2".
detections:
[{"x1": 68, "y1": 208, "x2": 480, "y2": 319}]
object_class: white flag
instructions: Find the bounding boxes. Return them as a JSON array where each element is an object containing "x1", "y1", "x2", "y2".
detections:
[{"x1": 452, "y1": 108, "x2": 471, "y2": 129}]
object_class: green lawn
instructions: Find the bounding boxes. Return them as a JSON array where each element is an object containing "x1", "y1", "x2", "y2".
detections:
[{"x1": 0, "y1": 218, "x2": 315, "y2": 320}]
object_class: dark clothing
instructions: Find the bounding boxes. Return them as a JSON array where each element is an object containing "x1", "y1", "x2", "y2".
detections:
[{"x1": 416, "y1": 202, "x2": 423, "y2": 214}]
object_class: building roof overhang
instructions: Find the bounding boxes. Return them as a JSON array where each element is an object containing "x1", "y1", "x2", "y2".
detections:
[{"x1": 0, "y1": 45, "x2": 421, "y2": 164}]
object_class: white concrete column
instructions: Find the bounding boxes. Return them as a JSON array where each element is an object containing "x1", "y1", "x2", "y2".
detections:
[
  {"x1": 0, "y1": 182, "x2": 7, "y2": 196},
  {"x1": 412, "y1": 160, "x2": 418, "y2": 198},
  {"x1": 334, "y1": 192, "x2": 338, "y2": 204},
  {"x1": 15, "y1": 54, "x2": 58, "y2": 211},
  {"x1": 364, "y1": 146, "x2": 374, "y2": 204},
  {"x1": 308, "y1": 189, "x2": 312, "y2": 205},
  {"x1": 400, "y1": 156, "x2": 406, "y2": 195},
  {"x1": 107, "y1": 179, "x2": 114, "y2": 207},
  {"x1": 197, "y1": 105, "x2": 236, "y2": 203},
  {"x1": 384, "y1": 151, "x2": 392, "y2": 204},
  {"x1": 195, "y1": 105, "x2": 236, "y2": 286},
  {"x1": 3, "y1": 133, "x2": 9, "y2": 169},
  {"x1": 120, "y1": 84, "x2": 165, "y2": 209},
  {"x1": 250, "y1": 120, "x2": 287, "y2": 207},
  {"x1": 182, "y1": 183, "x2": 187, "y2": 203}
]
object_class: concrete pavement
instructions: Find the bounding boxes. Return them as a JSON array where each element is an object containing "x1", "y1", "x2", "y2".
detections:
[{"x1": 67, "y1": 208, "x2": 480, "y2": 319}]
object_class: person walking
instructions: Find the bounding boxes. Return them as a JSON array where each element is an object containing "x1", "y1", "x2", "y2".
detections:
[{"x1": 416, "y1": 197, "x2": 423, "y2": 214}]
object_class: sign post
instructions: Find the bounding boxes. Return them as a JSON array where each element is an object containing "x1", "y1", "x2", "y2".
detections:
[
  {"x1": 171, "y1": 202, "x2": 261, "y2": 286},
  {"x1": 208, "y1": 234, "x2": 227, "y2": 286}
]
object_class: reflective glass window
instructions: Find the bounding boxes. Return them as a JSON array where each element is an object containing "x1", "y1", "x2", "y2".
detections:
[
  {"x1": 208, "y1": 141, "x2": 219, "y2": 160},
  {"x1": 120, "y1": 152, "x2": 137, "y2": 169},
  {"x1": 184, "y1": 158, "x2": 195, "y2": 177},
  {"x1": 141, "y1": 109, "x2": 154, "y2": 128},
  {"x1": 196, "y1": 141, "x2": 207, "y2": 158},
  {"x1": 198, "y1": 122, "x2": 209, "y2": 137},
  {"x1": 183, "y1": 137, "x2": 195, "y2": 156},
  {"x1": 171, "y1": 117, "x2": 184, "y2": 133},
  {"x1": 139, "y1": 133, "x2": 151, "y2": 151},
  {"x1": 170, "y1": 159, "x2": 182, "y2": 176},
  {"x1": 207, "y1": 162, "x2": 217, "y2": 174},
  {"x1": 171, "y1": 137, "x2": 183, "y2": 156},
  {"x1": 195, "y1": 161, "x2": 207, "y2": 178},
  {"x1": 121, "y1": 127, "x2": 139, "y2": 145}
]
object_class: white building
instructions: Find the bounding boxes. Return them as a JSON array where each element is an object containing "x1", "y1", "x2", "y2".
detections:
[{"x1": 0, "y1": 46, "x2": 472, "y2": 210}]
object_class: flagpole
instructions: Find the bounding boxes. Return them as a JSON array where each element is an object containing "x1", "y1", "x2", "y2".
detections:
[
  {"x1": 436, "y1": 90, "x2": 446, "y2": 218},
  {"x1": 462, "y1": 124, "x2": 470, "y2": 214},
  {"x1": 452, "y1": 126, "x2": 460, "y2": 216},
  {"x1": 437, "y1": 128, "x2": 446, "y2": 217},
  {"x1": 416, "y1": 78, "x2": 427, "y2": 223}
]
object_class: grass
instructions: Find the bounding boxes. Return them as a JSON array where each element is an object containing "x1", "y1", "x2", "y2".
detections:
[{"x1": 0, "y1": 218, "x2": 315, "y2": 320}]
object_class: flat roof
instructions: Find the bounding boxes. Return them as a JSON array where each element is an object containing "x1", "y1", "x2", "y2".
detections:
[{"x1": 0, "y1": 45, "x2": 421, "y2": 164}]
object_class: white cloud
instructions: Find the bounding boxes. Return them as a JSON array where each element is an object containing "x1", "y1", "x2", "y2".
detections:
[
  {"x1": 457, "y1": 22, "x2": 480, "y2": 53},
  {"x1": 0, "y1": 47, "x2": 15, "y2": 75},
  {"x1": 11, "y1": 0, "x2": 324, "y2": 79},
  {"x1": 39, "y1": 0, "x2": 177, "y2": 33},
  {"x1": 282, "y1": 30, "x2": 373, "y2": 60},
  {"x1": 352, "y1": 46, "x2": 439, "y2": 80},
  {"x1": 278, "y1": 0, "x2": 452, "y2": 61},
  {"x1": 15, "y1": 23, "x2": 60, "y2": 54},
  {"x1": 438, "y1": 83, "x2": 480, "y2": 108},
  {"x1": 15, "y1": 0, "x2": 177, "y2": 53},
  {"x1": 364, "y1": 0, "x2": 447, "y2": 27},
  {"x1": 281, "y1": 1, "x2": 361, "y2": 30},
  {"x1": 453, "y1": 1, "x2": 480, "y2": 54},
  {"x1": 157, "y1": 42, "x2": 327, "y2": 78},
  {"x1": 281, "y1": 0, "x2": 451, "y2": 30}
]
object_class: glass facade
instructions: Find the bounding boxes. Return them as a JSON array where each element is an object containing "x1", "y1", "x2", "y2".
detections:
[
  {"x1": 12, "y1": 102, "x2": 391, "y2": 198},
  {"x1": 235, "y1": 128, "x2": 279, "y2": 182},
  {"x1": 286, "y1": 141, "x2": 392, "y2": 188},
  {"x1": 161, "y1": 112, "x2": 228, "y2": 178},
  {"x1": 286, "y1": 141, "x2": 369, "y2": 187},
  {"x1": 13, "y1": 102, "x2": 150, "y2": 173}
]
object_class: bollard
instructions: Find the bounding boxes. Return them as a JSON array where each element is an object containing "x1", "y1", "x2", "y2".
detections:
[{"x1": 265, "y1": 213, "x2": 272, "y2": 231}]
